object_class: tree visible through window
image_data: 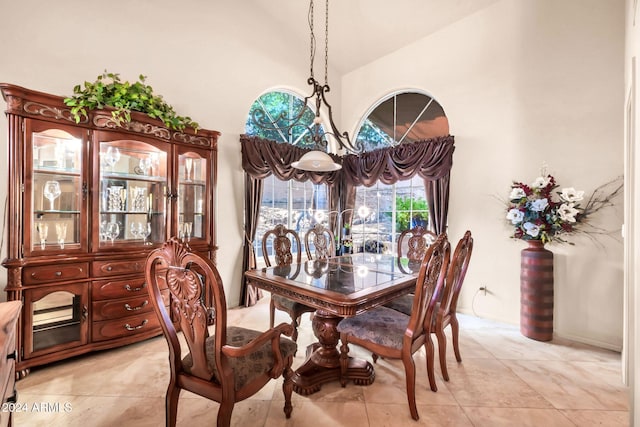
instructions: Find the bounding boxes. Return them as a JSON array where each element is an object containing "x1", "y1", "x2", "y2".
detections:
[{"x1": 245, "y1": 90, "x2": 329, "y2": 261}]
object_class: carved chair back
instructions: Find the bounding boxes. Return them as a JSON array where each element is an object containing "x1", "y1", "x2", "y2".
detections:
[
  {"x1": 262, "y1": 224, "x2": 302, "y2": 267},
  {"x1": 304, "y1": 223, "x2": 336, "y2": 260}
]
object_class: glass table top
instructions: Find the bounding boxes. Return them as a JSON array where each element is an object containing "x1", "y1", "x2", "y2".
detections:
[{"x1": 265, "y1": 254, "x2": 417, "y2": 296}]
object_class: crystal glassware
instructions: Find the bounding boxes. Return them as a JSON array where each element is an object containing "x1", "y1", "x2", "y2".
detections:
[
  {"x1": 183, "y1": 222, "x2": 192, "y2": 242},
  {"x1": 103, "y1": 146, "x2": 121, "y2": 171},
  {"x1": 139, "y1": 156, "x2": 153, "y2": 176},
  {"x1": 106, "y1": 222, "x2": 120, "y2": 243},
  {"x1": 43, "y1": 181, "x2": 62, "y2": 211},
  {"x1": 130, "y1": 222, "x2": 141, "y2": 241},
  {"x1": 37, "y1": 223, "x2": 48, "y2": 250},
  {"x1": 184, "y1": 158, "x2": 193, "y2": 181},
  {"x1": 55, "y1": 223, "x2": 67, "y2": 249},
  {"x1": 142, "y1": 222, "x2": 152, "y2": 245}
]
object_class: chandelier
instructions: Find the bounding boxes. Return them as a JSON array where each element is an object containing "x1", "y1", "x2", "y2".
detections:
[{"x1": 250, "y1": 0, "x2": 363, "y2": 171}]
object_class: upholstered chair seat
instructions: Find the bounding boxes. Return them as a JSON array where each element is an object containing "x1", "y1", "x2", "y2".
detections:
[
  {"x1": 182, "y1": 326, "x2": 298, "y2": 390},
  {"x1": 337, "y1": 306, "x2": 409, "y2": 349}
]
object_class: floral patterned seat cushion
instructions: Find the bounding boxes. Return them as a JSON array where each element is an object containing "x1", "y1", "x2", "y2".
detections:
[
  {"x1": 337, "y1": 306, "x2": 410, "y2": 350},
  {"x1": 272, "y1": 294, "x2": 314, "y2": 313},
  {"x1": 182, "y1": 326, "x2": 297, "y2": 390}
]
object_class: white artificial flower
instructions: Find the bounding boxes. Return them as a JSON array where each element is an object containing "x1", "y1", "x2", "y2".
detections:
[
  {"x1": 558, "y1": 203, "x2": 580, "y2": 223},
  {"x1": 531, "y1": 176, "x2": 551, "y2": 189},
  {"x1": 509, "y1": 187, "x2": 526, "y2": 200},
  {"x1": 530, "y1": 198, "x2": 549, "y2": 212},
  {"x1": 523, "y1": 222, "x2": 540, "y2": 237},
  {"x1": 506, "y1": 208, "x2": 524, "y2": 224},
  {"x1": 560, "y1": 187, "x2": 584, "y2": 203}
]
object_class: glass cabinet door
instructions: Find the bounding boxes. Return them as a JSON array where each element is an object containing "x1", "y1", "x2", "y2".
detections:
[
  {"x1": 177, "y1": 151, "x2": 208, "y2": 243},
  {"x1": 97, "y1": 139, "x2": 168, "y2": 249},
  {"x1": 23, "y1": 283, "x2": 89, "y2": 358},
  {"x1": 28, "y1": 125, "x2": 85, "y2": 255}
]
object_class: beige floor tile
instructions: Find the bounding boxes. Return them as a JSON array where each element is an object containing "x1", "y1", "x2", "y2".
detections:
[
  {"x1": 559, "y1": 409, "x2": 630, "y2": 426},
  {"x1": 462, "y1": 407, "x2": 576, "y2": 427},
  {"x1": 503, "y1": 359, "x2": 629, "y2": 410},
  {"x1": 366, "y1": 403, "x2": 474, "y2": 426},
  {"x1": 443, "y1": 357, "x2": 553, "y2": 408}
]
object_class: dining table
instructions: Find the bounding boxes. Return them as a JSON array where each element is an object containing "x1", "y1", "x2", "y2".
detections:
[{"x1": 244, "y1": 253, "x2": 419, "y2": 395}]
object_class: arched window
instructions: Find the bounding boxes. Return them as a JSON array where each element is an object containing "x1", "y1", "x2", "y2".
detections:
[
  {"x1": 350, "y1": 90, "x2": 449, "y2": 254},
  {"x1": 245, "y1": 90, "x2": 329, "y2": 261}
]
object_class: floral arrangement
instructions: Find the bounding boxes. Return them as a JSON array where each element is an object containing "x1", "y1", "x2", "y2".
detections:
[{"x1": 505, "y1": 169, "x2": 623, "y2": 244}]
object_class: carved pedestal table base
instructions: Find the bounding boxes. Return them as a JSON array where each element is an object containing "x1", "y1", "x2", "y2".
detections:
[{"x1": 292, "y1": 310, "x2": 375, "y2": 395}]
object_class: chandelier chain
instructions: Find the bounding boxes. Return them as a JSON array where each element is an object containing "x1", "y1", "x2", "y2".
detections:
[
  {"x1": 309, "y1": 0, "x2": 316, "y2": 80},
  {"x1": 324, "y1": 0, "x2": 329, "y2": 86}
]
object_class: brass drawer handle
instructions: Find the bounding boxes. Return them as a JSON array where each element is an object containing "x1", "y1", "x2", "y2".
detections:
[
  {"x1": 124, "y1": 283, "x2": 147, "y2": 292},
  {"x1": 55, "y1": 271, "x2": 62, "y2": 276},
  {"x1": 124, "y1": 301, "x2": 148, "y2": 311},
  {"x1": 124, "y1": 319, "x2": 148, "y2": 331}
]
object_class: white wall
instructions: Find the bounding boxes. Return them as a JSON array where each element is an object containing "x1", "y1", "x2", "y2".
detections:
[
  {"x1": 0, "y1": 0, "x2": 330, "y2": 307},
  {"x1": 341, "y1": 0, "x2": 625, "y2": 349}
]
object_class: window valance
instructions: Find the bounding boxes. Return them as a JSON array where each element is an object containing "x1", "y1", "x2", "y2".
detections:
[
  {"x1": 240, "y1": 135, "x2": 342, "y2": 186},
  {"x1": 240, "y1": 134, "x2": 455, "y2": 186}
]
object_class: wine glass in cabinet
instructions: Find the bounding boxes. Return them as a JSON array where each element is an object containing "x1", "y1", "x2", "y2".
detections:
[
  {"x1": 95, "y1": 138, "x2": 168, "y2": 250},
  {"x1": 26, "y1": 123, "x2": 86, "y2": 256}
]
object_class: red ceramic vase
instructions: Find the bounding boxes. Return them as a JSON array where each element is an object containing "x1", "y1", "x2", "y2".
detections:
[{"x1": 520, "y1": 240, "x2": 554, "y2": 341}]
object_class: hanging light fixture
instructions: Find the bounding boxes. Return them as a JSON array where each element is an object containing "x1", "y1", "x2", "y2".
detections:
[{"x1": 251, "y1": 0, "x2": 363, "y2": 172}]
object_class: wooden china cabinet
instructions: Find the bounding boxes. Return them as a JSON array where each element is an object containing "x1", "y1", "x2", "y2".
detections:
[{"x1": 0, "y1": 83, "x2": 219, "y2": 378}]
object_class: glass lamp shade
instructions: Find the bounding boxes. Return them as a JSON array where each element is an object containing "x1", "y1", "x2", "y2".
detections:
[{"x1": 291, "y1": 150, "x2": 342, "y2": 172}]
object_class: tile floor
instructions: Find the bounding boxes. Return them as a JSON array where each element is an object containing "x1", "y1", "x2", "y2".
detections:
[{"x1": 14, "y1": 297, "x2": 629, "y2": 426}]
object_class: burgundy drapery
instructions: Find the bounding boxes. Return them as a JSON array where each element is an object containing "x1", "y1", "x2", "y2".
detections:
[{"x1": 239, "y1": 134, "x2": 455, "y2": 306}]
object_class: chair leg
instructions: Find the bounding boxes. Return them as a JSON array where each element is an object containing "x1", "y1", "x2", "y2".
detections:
[
  {"x1": 435, "y1": 327, "x2": 449, "y2": 381},
  {"x1": 425, "y1": 335, "x2": 438, "y2": 392},
  {"x1": 339, "y1": 337, "x2": 349, "y2": 387},
  {"x1": 217, "y1": 400, "x2": 235, "y2": 427},
  {"x1": 269, "y1": 299, "x2": 276, "y2": 329},
  {"x1": 290, "y1": 315, "x2": 299, "y2": 342},
  {"x1": 282, "y1": 356, "x2": 294, "y2": 418},
  {"x1": 401, "y1": 354, "x2": 419, "y2": 421},
  {"x1": 165, "y1": 383, "x2": 180, "y2": 427},
  {"x1": 451, "y1": 316, "x2": 462, "y2": 362}
]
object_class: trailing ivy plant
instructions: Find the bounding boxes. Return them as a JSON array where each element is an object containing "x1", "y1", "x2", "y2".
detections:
[{"x1": 63, "y1": 71, "x2": 199, "y2": 131}]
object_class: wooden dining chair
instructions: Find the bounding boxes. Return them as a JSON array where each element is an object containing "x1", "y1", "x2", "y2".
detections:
[
  {"x1": 434, "y1": 230, "x2": 473, "y2": 381},
  {"x1": 304, "y1": 223, "x2": 336, "y2": 260},
  {"x1": 145, "y1": 238, "x2": 297, "y2": 427},
  {"x1": 337, "y1": 233, "x2": 451, "y2": 421},
  {"x1": 382, "y1": 226, "x2": 438, "y2": 316},
  {"x1": 263, "y1": 224, "x2": 316, "y2": 342},
  {"x1": 383, "y1": 231, "x2": 474, "y2": 382}
]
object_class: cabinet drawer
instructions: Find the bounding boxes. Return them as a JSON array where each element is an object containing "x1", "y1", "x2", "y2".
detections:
[
  {"x1": 92, "y1": 290, "x2": 169, "y2": 321},
  {"x1": 92, "y1": 312, "x2": 161, "y2": 342},
  {"x1": 92, "y1": 276, "x2": 167, "y2": 301},
  {"x1": 93, "y1": 277, "x2": 147, "y2": 300},
  {"x1": 92, "y1": 259, "x2": 146, "y2": 277},
  {"x1": 23, "y1": 263, "x2": 89, "y2": 285}
]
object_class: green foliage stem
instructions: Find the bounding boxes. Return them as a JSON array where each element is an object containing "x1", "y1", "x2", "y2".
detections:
[{"x1": 63, "y1": 71, "x2": 199, "y2": 131}]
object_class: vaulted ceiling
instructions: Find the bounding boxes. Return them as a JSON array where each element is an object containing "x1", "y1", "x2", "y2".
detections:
[{"x1": 249, "y1": 0, "x2": 500, "y2": 75}]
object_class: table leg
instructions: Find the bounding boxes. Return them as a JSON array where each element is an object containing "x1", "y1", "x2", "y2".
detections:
[{"x1": 292, "y1": 309, "x2": 375, "y2": 395}]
